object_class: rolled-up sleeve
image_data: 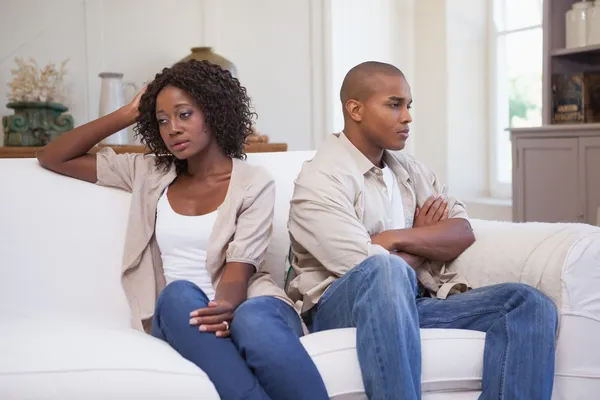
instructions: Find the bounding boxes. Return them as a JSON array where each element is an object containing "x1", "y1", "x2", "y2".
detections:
[
  {"x1": 225, "y1": 175, "x2": 275, "y2": 270},
  {"x1": 95, "y1": 147, "x2": 150, "y2": 192},
  {"x1": 289, "y1": 171, "x2": 389, "y2": 277}
]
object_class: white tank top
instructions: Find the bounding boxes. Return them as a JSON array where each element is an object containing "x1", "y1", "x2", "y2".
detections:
[{"x1": 155, "y1": 187, "x2": 217, "y2": 299}]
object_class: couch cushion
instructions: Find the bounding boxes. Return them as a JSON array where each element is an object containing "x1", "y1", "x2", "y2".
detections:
[
  {"x1": 300, "y1": 327, "x2": 485, "y2": 398},
  {"x1": 0, "y1": 323, "x2": 218, "y2": 400}
]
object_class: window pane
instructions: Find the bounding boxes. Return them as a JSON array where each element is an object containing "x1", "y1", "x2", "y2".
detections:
[
  {"x1": 495, "y1": 0, "x2": 543, "y2": 32},
  {"x1": 495, "y1": 27, "x2": 543, "y2": 184},
  {"x1": 506, "y1": 29, "x2": 543, "y2": 128}
]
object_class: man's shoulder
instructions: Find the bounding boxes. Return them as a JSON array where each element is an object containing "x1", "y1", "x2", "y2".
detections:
[
  {"x1": 386, "y1": 150, "x2": 434, "y2": 180},
  {"x1": 296, "y1": 137, "x2": 362, "y2": 187}
]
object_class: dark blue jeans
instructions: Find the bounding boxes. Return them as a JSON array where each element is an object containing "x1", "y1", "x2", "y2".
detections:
[
  {"x1": 151, "y1": 280, "x2": 328, "y2": 400},
  {"x1": 307, "y1": 254, "x2": 558, "y2": 400}
]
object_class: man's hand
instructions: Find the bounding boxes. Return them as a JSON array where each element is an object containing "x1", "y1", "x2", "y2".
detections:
[
  {"x1": 414, "y1": 195, "x2": 448, "y2": 228},
  {"x1": 391, "y1": 250, "x2": 425, "y2": 270},
  {"x1": 371, "y1": 230, "x2": 397, "y2": 251},
  {"x1": 189, "y1": 299, "x2": 234, "y2": 338},
  {"x1": 371, "y1": 195, "x2": 455, "y2": 255}
]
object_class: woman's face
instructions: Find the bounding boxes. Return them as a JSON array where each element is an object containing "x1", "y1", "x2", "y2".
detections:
[{"x1": 155, "y1": 85, "x2": 212, "y2": 159}]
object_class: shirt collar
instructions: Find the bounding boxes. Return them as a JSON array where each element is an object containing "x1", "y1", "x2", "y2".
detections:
[
  {"x1": 383, "y1": 151, "x2": 411, "y2": 183},
  {"x1": 335, "y1": 131, "x2": 379, "y2": 175},
  {"x1": 332, "y1": 132, "x2": 412, "y2": 183}
]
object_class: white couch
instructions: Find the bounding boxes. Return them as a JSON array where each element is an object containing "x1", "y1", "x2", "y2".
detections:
[{"x1": 1, "y1": 151, "x2": 600, "y2": 400}]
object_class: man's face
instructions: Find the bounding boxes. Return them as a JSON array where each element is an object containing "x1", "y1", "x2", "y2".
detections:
[{"x1": 359, "y1": 74, "x2": 413, "y2": 151}]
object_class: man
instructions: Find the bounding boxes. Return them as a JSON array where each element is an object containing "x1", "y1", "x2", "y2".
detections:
[{"x1": 287, "y1": 61, "x2": 557, "y2": 400}]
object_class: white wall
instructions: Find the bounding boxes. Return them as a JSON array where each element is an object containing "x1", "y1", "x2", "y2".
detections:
[
  {"x1": 412, "y1": 0, "x2": 491, "y2": 202},
  {"x1": 410, "y1": 0, "x2": 511, "y2": 220},
  {"x1": 1, "y1": 0, "x2": 326, "y2": 150},
  {"x1": 446, "y1": 0, "x2": 488, "y2": 198},
  {"x1": 200, "y1": 0, "x2": 326, "y2": 151},
  {"x1": 0, "y1": 0, "x2": 511, "y2": 220},
  {"x1": 330, "y1": 0, "x2": 397, "y2": 132},
  {"x1": 328, "y1": 0, "x2": 415, "y2": 153},
  {"x1": 412, "y1": 0, "x2": 448, "y2": 180},
  {"x1": 93, "y1": 0, "x2": 206, "y2": 143},
  {"x1": 0, "y1": 0, "x2": 90, "y2": 137}
]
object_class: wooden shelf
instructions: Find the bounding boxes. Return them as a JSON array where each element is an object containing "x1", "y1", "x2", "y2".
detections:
[
  {"x1": 0, "y1": 142, "x2": 288, "y2": 159},
  {"x1": 551, "y1": 44, "x2": 600, "y2": 58},
  {"x1": 511, "y1": 123, "x2": 600, "y2": 134},
  {"x1": 510, "y1": 123, "x2": 600, "y2": 140}
]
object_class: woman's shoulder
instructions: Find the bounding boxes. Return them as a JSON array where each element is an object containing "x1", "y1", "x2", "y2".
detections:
[
  {"x1": 96, "y1": 147, "x2": 170, "y2": 190},
  {"x1": 97, "y1": 147, "x2": 158, "y2": 171},
  {"x1": 232, "y1": 158, "x2": 275, "y2": 189}
]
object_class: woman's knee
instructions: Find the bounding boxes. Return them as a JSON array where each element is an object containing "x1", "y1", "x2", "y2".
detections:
[
  {"x1": 232, "y1": 297, "x2": 270, "y2": 330},
  {"x1": 232, "y1": 296, "x2": 284, "y2": 334},
  {"x1": 231, "y1": 297, "x2": 302, "y2": 346},
  {"x1": 156, "y1": 280, "x2": 208, "y2": 313}
]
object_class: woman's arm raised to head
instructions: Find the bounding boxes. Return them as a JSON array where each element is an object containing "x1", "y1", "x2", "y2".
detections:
[{"x1": 36, "y1": 87, "x2": 146, "y2": 183}]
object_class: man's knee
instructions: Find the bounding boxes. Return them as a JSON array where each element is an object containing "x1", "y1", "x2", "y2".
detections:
[
  {"x1": 359, "y1": 253, "x2": 417, "y2": 286},
  {"x1": 353, "y1": 254, "x2": 418, "y2": 302},
  {"x1": 504, "y1": 283, "x2": 558, "y2": 328}
]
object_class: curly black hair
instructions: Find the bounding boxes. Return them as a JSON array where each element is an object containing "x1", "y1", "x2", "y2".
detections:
[{"x1": 134, "y1": 59, "x2": 256, "y2": 174}]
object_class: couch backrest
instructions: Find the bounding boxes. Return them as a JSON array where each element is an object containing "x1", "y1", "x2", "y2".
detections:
[
  {"x1": 245, "y1": 151, "x2": 316, "y2": 286},
  {"x1": 0, "y1": 152, "x2": 315, "y2": 327},
  {"x1": 0, "y1": 158, "x2": 133, "y2": 328}
]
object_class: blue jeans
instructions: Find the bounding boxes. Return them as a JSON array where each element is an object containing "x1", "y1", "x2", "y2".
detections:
[
  {"x1": 230, "y1": 296, "x2": 329, "y2": 400},
  {"x1": 152, "y1": 280, "x2": 328, "y2": 400},
  {"x1": 306, "y1": 254, "x2": 558, "y2": 400}
]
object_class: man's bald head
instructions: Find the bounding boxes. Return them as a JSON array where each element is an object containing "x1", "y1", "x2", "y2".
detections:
[
  {"x1": 340, "y1": 61, "x2": 405, "y2": 107},
  {"x1": 338, "y1": 61, "x2": 412, "y2": 153}
]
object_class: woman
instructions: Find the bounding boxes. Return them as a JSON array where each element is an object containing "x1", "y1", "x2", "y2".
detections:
[{"x1": 37, "y1": 60, "x2": 328, "y2": 400}]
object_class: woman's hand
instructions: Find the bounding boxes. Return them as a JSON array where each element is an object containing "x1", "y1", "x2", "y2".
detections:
[
  {"x1": 191, "y1": 262, "x2": 255, "y2": 338},
  {"x1": 126, "y1": 84, "x2": 148, "y2": 117},
  {"x1": 189, "y1": 300, "x2": 235, "y2": 338}
]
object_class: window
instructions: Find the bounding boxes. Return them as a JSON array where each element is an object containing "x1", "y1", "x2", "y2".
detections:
[{"x1": 490, "y1": 0, "x2": 543, "y2": 198}]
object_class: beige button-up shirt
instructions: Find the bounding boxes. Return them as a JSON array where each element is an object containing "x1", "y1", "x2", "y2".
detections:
[
  {"x1": 96, "y1": 148, "x2": 293, "y2": 331},
  {"x1": 287, "y1": 133, "x2": 470, "y2": 313}
]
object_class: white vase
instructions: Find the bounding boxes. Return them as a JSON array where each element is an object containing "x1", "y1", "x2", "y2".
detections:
[
  {"x1": 589, "y1": 1, "x2": 600, "y2": 46},
  {"x1": 98, "y1": 72, "x2": 137, "y2": 145},
  {"x1": 566, "y1": 1, "x2": 593, "y2": 48}
]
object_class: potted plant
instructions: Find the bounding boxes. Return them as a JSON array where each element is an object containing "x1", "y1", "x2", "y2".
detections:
[{"x1": 2, "y1": 58, "x2": 74, "y2": 146}]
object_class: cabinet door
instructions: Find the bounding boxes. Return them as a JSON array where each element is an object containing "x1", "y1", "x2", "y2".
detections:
[
  {"x1": 579, "y1": 136, "x2": 600, "y2": 226},
  {"x1": 514, "y1": 137, "x2": 580, "y2": 223}
]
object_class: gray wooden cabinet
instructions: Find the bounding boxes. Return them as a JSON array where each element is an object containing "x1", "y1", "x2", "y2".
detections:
[
  {"x1": 509, "y1": 0, "x2": 600, "y2": 225},
  {"x1": 511, "y1": 125, "x2": 600, "y2": 225}
]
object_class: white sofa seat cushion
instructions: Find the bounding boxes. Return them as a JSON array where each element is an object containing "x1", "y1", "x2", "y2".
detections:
[
  {"x1": 301, "y1": 328, "x2": 485, "y2": 399},
  {"x1": 0, "y1": 323, "x2": 218, "y2": 400}
]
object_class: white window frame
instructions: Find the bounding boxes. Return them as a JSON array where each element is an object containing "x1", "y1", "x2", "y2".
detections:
[{"x1": 488, "y1": 0, "x2": 543, "y2": 199}]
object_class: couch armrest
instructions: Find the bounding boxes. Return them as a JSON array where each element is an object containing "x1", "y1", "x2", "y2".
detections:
[{"x1": 449, "y1": 219, "x2": 600, "y2": 316}]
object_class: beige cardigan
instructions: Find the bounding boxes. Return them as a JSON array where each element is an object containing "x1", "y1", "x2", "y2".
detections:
[{"x1": 96, "y1": 148, "x2": 293, "y2": 331}]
